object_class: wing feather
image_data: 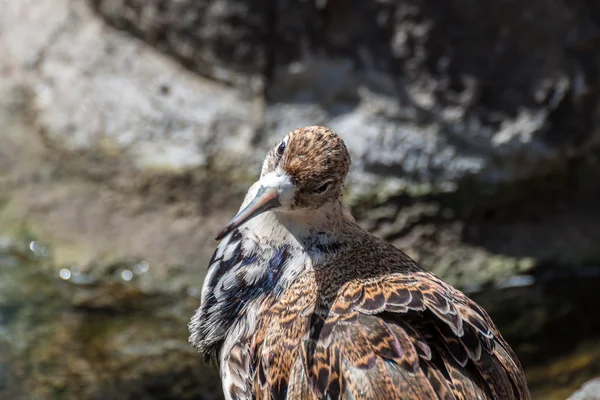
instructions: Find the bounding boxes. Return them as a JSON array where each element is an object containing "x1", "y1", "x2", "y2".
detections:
[{"x1": 227, "y1": 269, "x2": 530, "y2": 400}]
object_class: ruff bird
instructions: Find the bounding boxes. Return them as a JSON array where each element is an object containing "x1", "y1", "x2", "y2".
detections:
[{"x1": 189, "y1": 126, "x2": 530, "y2": 400}]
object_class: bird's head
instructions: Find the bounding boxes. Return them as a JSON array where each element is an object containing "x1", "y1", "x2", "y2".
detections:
[{"x1": 215, "y1": 126, "x2": 351, "y2": 240}]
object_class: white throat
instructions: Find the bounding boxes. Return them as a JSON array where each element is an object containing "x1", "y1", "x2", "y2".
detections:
[{"x1": 242, "y1": 200, "x2": 349, "y2": 248}]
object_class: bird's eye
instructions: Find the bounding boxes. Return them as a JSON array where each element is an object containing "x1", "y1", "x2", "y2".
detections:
[
  {"x1": 315, "y1": 180, "x2": 332, "y2": 194},
  {"x1": 276, "y1": 142, "x2": 286, "y2": 157}
]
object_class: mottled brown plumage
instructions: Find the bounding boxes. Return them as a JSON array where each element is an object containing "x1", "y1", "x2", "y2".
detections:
[{"x1": 190, "y1": 126, "x2": 531, "y2": 400}]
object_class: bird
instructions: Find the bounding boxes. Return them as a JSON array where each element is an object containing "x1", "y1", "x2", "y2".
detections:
[{"x1": 189, "y1": 126, "x2": 531, "y2": 400}]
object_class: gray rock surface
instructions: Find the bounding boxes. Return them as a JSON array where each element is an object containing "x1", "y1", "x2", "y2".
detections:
[
  {"x1": 2, "y1": 0, "x2": 600, "y2": 286},
  {"x1": 1, "y1": 0, "x2": 263, "y2": 172},
  {"x1": 5, "y1": 0, "x2": 600, "y2": 196},
  {"x1": 93, "y1": 0, "x2": 600, "y2": 194},
  {"x1": 569, "y1": 378, "x2": 600, "y2": 400},
  {"x1": 0, "y1": 0, "x2": 261, "y2": 277}
]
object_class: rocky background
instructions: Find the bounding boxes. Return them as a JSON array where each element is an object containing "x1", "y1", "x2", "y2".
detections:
[{"x1": 1, "y1": 0, "x2": 600, "y2": 399}]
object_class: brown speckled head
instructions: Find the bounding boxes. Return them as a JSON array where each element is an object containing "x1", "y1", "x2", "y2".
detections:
[
  {"x1": 264, "y1": 126, "x2": 351, "y2": 210},
  {"x1": 215, "y1": 126, "x2": 351, "y2": 239}
]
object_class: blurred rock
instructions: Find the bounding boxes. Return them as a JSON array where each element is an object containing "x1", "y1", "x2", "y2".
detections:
[
  {"x1": 92, "y1": 0, "x2": 600, "y2": 193},
  {"x1": 0, "y1": 0, "x2": 262, "y2": 284},
  {"x1": 89, "y1": 0, "x2": 269, "y2": 87},
  {"x1": 1, "y1": 0, "x2": 600, "y2": 294},
  {"x1": 0, "y1": 0, "x2": 263, "y2": 171},
  {"x1": 569, "y1": 378, "x2": 600, "y2": 400},
  {"x1": 471, "y1": 271, "x2": 600, "y2": 399}
]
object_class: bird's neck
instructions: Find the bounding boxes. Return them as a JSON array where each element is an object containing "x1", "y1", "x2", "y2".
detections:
[{"x1": 246, "y1": 199, "x2": 356, "y2": 248}]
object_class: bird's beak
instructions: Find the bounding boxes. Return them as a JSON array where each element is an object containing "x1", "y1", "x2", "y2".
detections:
[{"x1": 215, "y1": 185, "x2": 281, "y2": 240}]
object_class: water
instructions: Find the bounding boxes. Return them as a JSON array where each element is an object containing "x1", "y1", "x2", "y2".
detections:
[
  {"x1": 1, "y1": 238, "x2": 599, "y2": 399},
  {"x1": 0, "y1": 238, "x2": 222, "y2": 400}
]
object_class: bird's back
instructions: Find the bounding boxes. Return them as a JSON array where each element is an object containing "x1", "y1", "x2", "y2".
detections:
[{"x1": 222, "y1": 232, "x2": 530, "y2": 400}]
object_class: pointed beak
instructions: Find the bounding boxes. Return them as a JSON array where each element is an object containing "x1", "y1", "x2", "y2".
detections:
[{"x1": 215, "y1": 185, "x2": 281, "y2": 240}]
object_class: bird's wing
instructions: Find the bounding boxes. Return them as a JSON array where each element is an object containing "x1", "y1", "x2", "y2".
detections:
[{"x1": 249, "y1": 270, "x2": 530, "y2": 400}]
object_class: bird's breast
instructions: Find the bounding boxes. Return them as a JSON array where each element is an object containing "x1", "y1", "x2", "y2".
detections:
[{"x1": 190, "y1": 228, "x2": 312, "y2": 360}]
